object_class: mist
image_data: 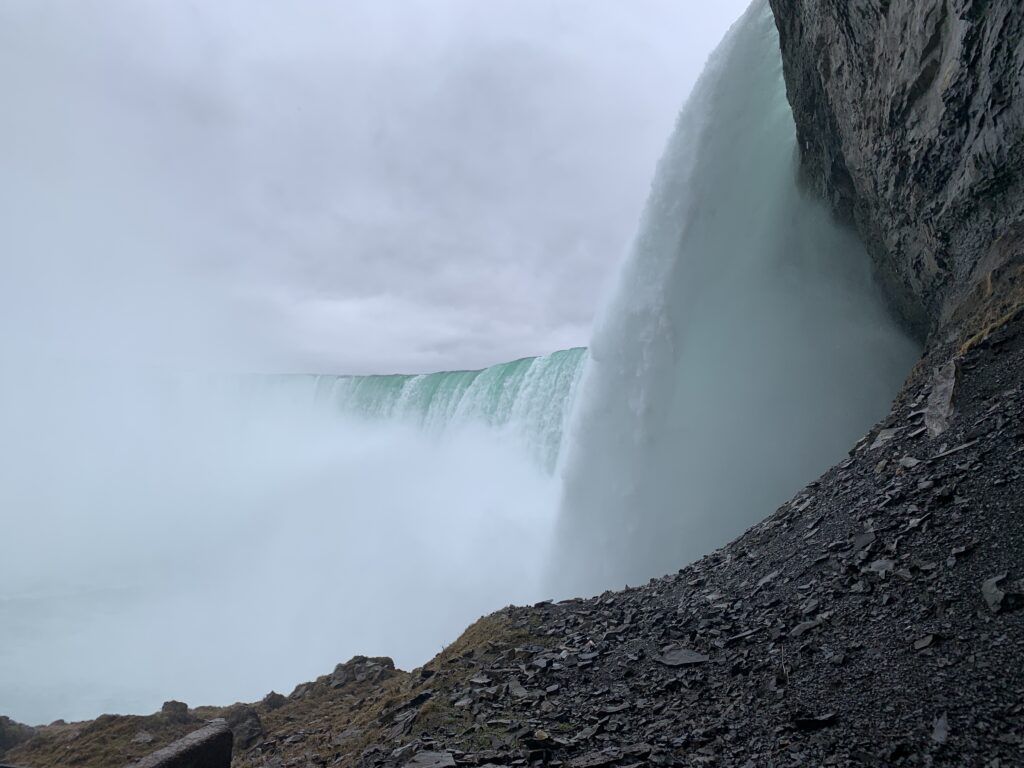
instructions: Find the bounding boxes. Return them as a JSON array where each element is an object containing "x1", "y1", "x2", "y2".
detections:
[
  {"x1": 0, "y1": 0, "x2": 752, "y2": 375},
  {"x1": 551, "y1": 2, "x2": 921, "y2": 596},
  {"x1": 1, "y1": 0, "x2": 760, "y2": 725},
  {"x1": 0, "y1": 377, "x2": 558, "y2": 723}
]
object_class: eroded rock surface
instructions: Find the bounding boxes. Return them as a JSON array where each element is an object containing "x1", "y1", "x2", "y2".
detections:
[
  {"x1": 769, "y1": 0, "x2": 1024, "y2": 335},
  {"x1": 128, "y1": 721, "x2": 232, "y2": 768}
]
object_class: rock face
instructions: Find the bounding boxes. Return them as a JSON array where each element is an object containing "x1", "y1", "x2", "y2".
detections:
[
  {"x1": 127, "y1": 721, "x2": 232, "y2": 768},
  {"x1": 328, "y1": 656, "x2": 396, "y2": 688},
  {"x1": 220, "y1": 705, "x2": 263, "y2": 751},
  {"x1": 769, "y1": 0, "x2": 1024, "y2": 336},
  {"x1": 159, "y1": 701, "x2": 190, "y2": 724},
  {"x1": 0, "y1": 716, "x2": 34, "y2": 758}
]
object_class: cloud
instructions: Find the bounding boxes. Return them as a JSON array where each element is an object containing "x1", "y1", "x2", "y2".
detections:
[
  {"x1": 0, "y1": 0, "x2": 756, "y2": 723},
  {"x1": 0, "y1": 0, "x2": 749, "y2": 374}
]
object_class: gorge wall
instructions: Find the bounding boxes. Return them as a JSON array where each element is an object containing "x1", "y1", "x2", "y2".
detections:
[{"x1": 768, "y1": 0, "x2": 1024, "y2": 336}]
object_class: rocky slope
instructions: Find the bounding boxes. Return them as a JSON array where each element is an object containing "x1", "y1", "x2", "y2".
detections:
[
  {"x1": 3, "y1": 2, "x2": 1023, "y2": 767},
  {"x1": 768, "y1": 0, "x2": 1024, "y2": 336},
  {"x1": 5, "y1": 307, "x2": 1023, "y2": 767}
]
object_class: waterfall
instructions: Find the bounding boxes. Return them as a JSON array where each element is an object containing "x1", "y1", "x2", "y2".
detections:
[
  {"x1": 249, "y1": 347, "x2": 586, "y2": 472},
  {"x1": 550, "y1": 0, "x2": 920, "y2": 596},
  {"x1": 0, "y1": 351, "x2": 585, "y2": 723},
  {"x1": 0, "y1": 0, "x2": 924, "y2": 724}
]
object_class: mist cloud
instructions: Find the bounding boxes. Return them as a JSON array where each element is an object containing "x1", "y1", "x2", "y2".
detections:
[
  {"x1": 0, "y1": 0, "x2": 753, "y2": 726},
  {"x1": 0, "y1": 0, "x2": 749, "y2": 374}
]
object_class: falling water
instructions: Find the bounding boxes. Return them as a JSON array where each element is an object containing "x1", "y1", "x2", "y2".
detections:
[
  {"x1": 258, "y1": 347, "x2": 586, "y2": 472},
  {"x1": 0, "y1": 0, "x2": 922, "y2": 727},
  {"x1": 550, "y1": 0, "x2": 920, "y2": 596},
  {"x1": 0, "y1": 352, "x2": 585, "y2": 724}
]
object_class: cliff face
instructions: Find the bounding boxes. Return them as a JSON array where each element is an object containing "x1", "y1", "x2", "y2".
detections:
[{"x1": 769, "y1": 0, "x2": 1024, "y2": 337}]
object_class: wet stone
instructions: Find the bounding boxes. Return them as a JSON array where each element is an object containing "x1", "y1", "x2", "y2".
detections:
[
  {"x1": 793, "y1": 713, "x2": 838, "y2": 731},
  {"x1": 405, "y1": 752, "x2": 456, "y2": 768},
  {"x1": 654, "y1": 646, "x2": 709, "y2": 667},
  {"x1": 983, "y1": 574, "x2": 1007, "y2": 613}
]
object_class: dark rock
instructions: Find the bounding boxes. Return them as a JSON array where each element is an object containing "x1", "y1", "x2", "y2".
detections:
[
  {"x1": 222, "y1": 704, "x2": 263, "y2": 751},
  {"x1": 769, "y1": 0, "x2": 1024, "y2": 336},
  {"x1": 983, "y1": 574, "x2": 1008, "y2": 612},
  {"x1": 850, "y1": 531, "x2": 877, "y2": 552},
  {"x1": 867, "y1": 559, "x2": 896, "y2": 577},
  {"x1": 507, "y1": 679, "x2": 530, "y2": 698},
  {"x1": 160, "y1": 701, "x2": 190, "y2": 724},
  {"x1": 0, "y1": 716, "x2": 33, "y2": 757},
  {"x1": 926, "y1": 362, "x2": 959, "y2": 436},
  {"x1": 569, "y1": 751, "x2": 617, "y2": 768},
  {"x1": 261, "y1": 691, "x2": 286, "y2": 711},
  {"x1": 0, "y1": 716, "x2": 34, "y2": 757},
  {"x1": 386, "y1": 709, "x2": 418, "y2": 740},
  {"x1": 793, "y1": 712, "x2": 838, "y2": 731},
  {"x1": 127, "y1": 720, "x2": 232, "y2": 768},
  {"x1": 404, "y1": 751, "x2": 456, "y2": 768},
  {"x1": 913, "y1": 634, "x2": 936, "y2": 651},
  {"x1": 332, "y1": 726, "x2": 364, "y2": 747},
  {"x1": 654, "y1": 646, "x2": 709, "y2": 667},
  {"x1": 870, "y1": 429, "x2": 899, "y2": 450},
  {"x1": 331, "y1": 656, "x2": 396, "y2": 688},
  {"x1": 789, "y1": 619, "x2": 821, "y2": 638}
]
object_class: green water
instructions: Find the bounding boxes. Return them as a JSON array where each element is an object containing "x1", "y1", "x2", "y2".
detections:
[{"x1": 267, "y1": 347, "x2": 587, "y2": 472}]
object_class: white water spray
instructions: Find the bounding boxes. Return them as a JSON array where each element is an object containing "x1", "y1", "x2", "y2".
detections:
[
  {"x1": 261, "y1": 347, "x2": 586, "y2": 472},
  {"x1": 0, "y1": 362, "x2": 574, "y2": 724},
  {"x1": 550, "y1": 1, "x2": 920, "y2": 596}
]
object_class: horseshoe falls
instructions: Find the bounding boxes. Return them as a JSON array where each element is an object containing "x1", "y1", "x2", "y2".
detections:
[
  {"x1": 260, "y1": 346, "x2": 587, "y2": 473},
  {"x1": 549, "y1": 1, "x2": 919, "y2": 597},
  {"x1": 0, "y1": 0, "x2": 922, "y2": 728},
  {"x1": 0, "y1": 351, "x2": 584, "y2": 724}
]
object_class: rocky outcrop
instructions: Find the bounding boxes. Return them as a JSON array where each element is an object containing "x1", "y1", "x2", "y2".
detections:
[
  {"x1": 288, "y1": 656, "x2": 398, "y2": 702},
  {"x1": 0, "y1": 716, "x2": 34, "y2": 758},
  {"x1": 126, "y1": 721, "x2": 232, "y2": 768},
  {"x1": 159, "y1": 701, "x2": 191, "y2": 725},
  {"x1": 769, "y1": 0, "x2": 1024, "y2": 336},
  {"x1": 220, "y1": 705, "x2": 263, "y2": 752}
]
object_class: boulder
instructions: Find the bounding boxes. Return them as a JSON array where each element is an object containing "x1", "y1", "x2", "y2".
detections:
[
  {"x1": 126, "y1": 720, "x2": 232, "y2": 768},
  {"x1": 0, "y1": 716, "x2": 34, "y2": 757}
]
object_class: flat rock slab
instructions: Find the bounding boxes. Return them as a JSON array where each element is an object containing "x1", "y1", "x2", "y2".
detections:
[
  {"x1": 126, "y1": 721, "x2": 232, "y2": 768},
  {"x1": 404, "y1": 752, "x2": 456, "y2": 768},
  {"x1": 654, "y1": 646, "x2": 709, "y2": 667}
]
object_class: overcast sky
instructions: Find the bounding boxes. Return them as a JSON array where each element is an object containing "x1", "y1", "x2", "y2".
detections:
[{"x1": 1, "y1": 0, "x2": 749, "y2": 374}]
